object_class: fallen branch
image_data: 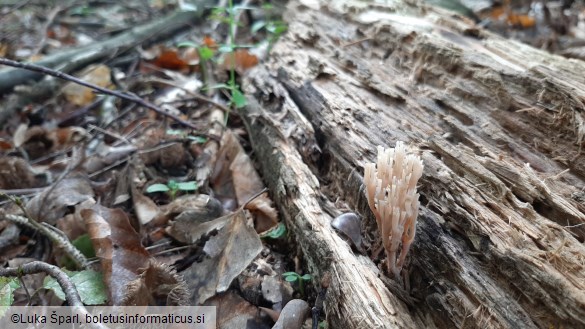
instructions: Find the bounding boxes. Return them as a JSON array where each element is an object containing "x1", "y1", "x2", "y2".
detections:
[
  {"x1": 0, "y1": 6, "x2": 213, "y2": 94},
  {"x1": 0, "y1": 58, "x2": 200, "y2": 130},
  {"x1": 0, "y1": 3, "x2": 215, "y2": 126},
  {"x1": 0, "y1": 261, "x2": 83, "y2": 306},
  {"x1": 0, "y1": 207, "x2": 89, "y2": 269},
  {"x1": 0, "y1": 261, "x2": 109, "y2": 329}
]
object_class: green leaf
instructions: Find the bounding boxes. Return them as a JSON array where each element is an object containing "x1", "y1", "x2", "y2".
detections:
[
  {"x1": 166, "y1": 129, "x2": 185, "y2": 136},
  {"x1": 233, "y1": 44, "x2": 256, "y2": 49},
  {"x1": 44, "y1": 270, "x2": 107, "y2": 305},
  {"x1": 301, "y1": 274, "x2": 312, "y2": 281},
  {"x1": 146, "y1": 183, "x2": 170, "y2": 193},
  {"x1": 177, "y1": 41, "x2": 199, "y2": 48},
  {"x1": 262, "y1": 3, "x2": 273, "y2": 10},
  {"x1": 187, "y1": 136, "x2": 208, "y2": 143},
  {"x1": 284, "y1": 276, "x2": 298, "y2": 282},
  {"x1": 218, "y1": 44, "x2": 234, "y2": 53},
  {"x1": 207, "y1": 83, "x2": 230, "y2": 90},
  {"x1": 0, "y1": 277, "x2": 20, "y2": 314},
  {"x1": 167, "y1": 180, "x2": 179, "y2": 191},
  {"x1": 233, "y1": 5, "x2": 259, "y2": 11},
  {"x1": 211, "y1": 7, "x2": 225, "y2": 15},
  {"x1": 231, "y1": 89, "x2": 247, "y2": 108},
  {"x1": 260, "y1": 222, "x2": 286, "y2": 239},
  {"x1": 199, "y1": 46, "x2": 215, "y2": 61},
  {"x1": 267, "y1": 22, "x2": 287, "y2": 35},
  {"x1": 72, "y1": 234, "x2": 95, "y2": 258},
  {"x1": 282, "y1": 272, "x2": 299, "y2": 279},
  {"x1": 176, "y1": 181, "x2": 198, "y2": 191},
  {"x1": 60, "y1": 234, "x2": 95, "y2": 269},
  {"x1": 251, "y1": 21, "x2": 267, "y2": 34}
]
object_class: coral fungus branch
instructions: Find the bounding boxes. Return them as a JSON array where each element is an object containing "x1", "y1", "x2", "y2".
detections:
[{"x1": 364, "y1": 142, "x2": 423, "y2": 280}]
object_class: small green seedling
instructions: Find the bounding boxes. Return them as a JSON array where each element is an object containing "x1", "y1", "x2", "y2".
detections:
[
  {"x1": 259, "y1": 222, "x2": 287, "y2": 239},
  {"x1": 165, "y1": 129, "x2": 208, "y2": 144},
  {"x1": 282, "y1": 272, "x2": 312, "y2": 298},
  {"x1": 146, "y1": 180, "x2": 198, "y2": 200}
]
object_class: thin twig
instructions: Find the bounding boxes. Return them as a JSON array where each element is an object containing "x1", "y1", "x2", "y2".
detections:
[
  {"x1": 30, "y1": 3, "x2": 68, "y2": 57},
  {"x1": 0, "y1": 205, "x2": 88, "y2": 269},
  {"x1": 0, "y1": 57, "x2": 200, "y2": 130},
  {"x1": 145, "y1": 77, "x2": 233, "y2": 114},
  {"x1": 0, "y1": 187, "x2": 46, "y2": 195},
  {"x1": 243, "y1": 187, "x2": 269, "y2": 208},
  {"x1": 0, "y1": 261, "x2": 109, "y2": 329},
  {"x1": 0, "y1": 261, "x2": 83, "y2": 306}
]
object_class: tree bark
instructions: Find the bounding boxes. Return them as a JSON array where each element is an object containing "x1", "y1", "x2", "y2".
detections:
[{"x1": 242, "y1": 0, "x2": 585, "y2": 328}]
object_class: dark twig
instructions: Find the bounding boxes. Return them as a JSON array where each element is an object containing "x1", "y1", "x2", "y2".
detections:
[
  {"x1": 0, "y1": 206, "x2": 89, "y2": 268},
  {"x1": 30, "y1": 3, "x2": 70, "y2": 57},
  {"x1": 311, "y1": 272, "x2": 330, "y2": 329},
  {"x1": 0, "y1": 261, "x2": 109, "y2": 328},
  {"x1": 0, "y1": 261, "x2": 83, "y2": 306},
  {"x1": 0, "y1": 57, "x2": 200, "y2": 130}
]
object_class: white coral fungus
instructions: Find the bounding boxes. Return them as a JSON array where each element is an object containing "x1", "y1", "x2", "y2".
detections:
[{"x1": 364, "y1": 141, "x2": 423, "y2": 279}]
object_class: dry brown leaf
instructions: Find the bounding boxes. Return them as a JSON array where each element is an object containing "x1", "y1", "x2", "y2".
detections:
[
  {"x1": 26, "y1": 174, "x2": 94, "y2": 224},
  {"x1": 130, "y1": 166, "x2": 160, "y2": 225},
  {"x1": 122, "y1": 260, "x2": 189, "y2": 306},
  {"x1": 62, "y1": 64, "x2": 112, "y2": 106},
  {"x1": 0, "y1": 138, "x2": 13, "y2": 150},
  {"x1": 81, "y1": 204, "x2": 186, "y2": 305},
  {"x1": 152, "y1": 49, "x2": 189, "y2": 71},
  {"x1": 205, "y1": 292, "x2": 269, "y2": 328},
  {"x1": 182, "y1": 208, "x2": 262, "y2": 304},
  {"x1": 221, "y1": 49, "x2": 259, "y2": 74},
  {"x1": 202, "y1": 36, "x2": 217, "y2": 49},
  {"x1": 212, "y1": 130, "x2": 279, "y2": 232},
  {"x1": 81, "y1": 205, "x2": 147, "y2": 305},
  {"x1": 14, "y1": 125, "x2": 87, "y2": 159},
  {"x1": 0, "y1": 157, "x2": 39, "y2": 190},
  {"x1": 245, "y1": 196, "x2": 279, "y2": 234},
  {"x1": 166, "y1": 206, "x2": 229, "y2": 245},
  {"x1": 163, "y1": 194, "x2": 224, "y2": 242}
]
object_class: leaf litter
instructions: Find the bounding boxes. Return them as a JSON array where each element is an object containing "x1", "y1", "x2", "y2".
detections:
[{"x1": 0, "y1": 1, "x2": 305, "y2": 327}]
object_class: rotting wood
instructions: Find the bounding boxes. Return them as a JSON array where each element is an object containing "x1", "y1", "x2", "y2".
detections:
[{"x1": 242, "y1": 0, "x2": 585, "y2": 328}]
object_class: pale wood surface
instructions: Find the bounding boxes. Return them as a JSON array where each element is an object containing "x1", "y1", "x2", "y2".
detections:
[{"x1": 242, "y1": 0, "x2": 585, "y2": 328}]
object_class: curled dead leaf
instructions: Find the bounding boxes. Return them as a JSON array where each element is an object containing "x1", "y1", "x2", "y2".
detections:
[
  {"x1": 81, "y1": 204, "x2": 180, "y2": 305},
  {"x1": 183, "y1": 208, "x2": 263, "y2": 304},
  {"x1": 26, "y1": 174, "x2": 94, "y2": 224},
  {"x1": 212, "y1": 130, "x2": 279, "y2": 232}
]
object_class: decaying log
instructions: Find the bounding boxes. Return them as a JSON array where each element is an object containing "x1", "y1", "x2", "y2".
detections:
[{"x1": 242, "y1": 0, "x2": 585, "y2": 328}]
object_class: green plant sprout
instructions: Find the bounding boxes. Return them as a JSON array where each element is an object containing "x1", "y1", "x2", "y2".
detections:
[
  {"x1": 179, "y1": 1, "x2": 287, "y2": 113},
  {"x1": 259, "y1": 222, "x2": 287, "y2": 239},
  {"x1": 251, "y1": 3, "x2": 287, "y2": 53},
  {"x1": 282, "y1": 272, "x2": 312, "y2": 298},
  {"x1": 146, "y1": 180, "x2": 198, "y2": 200},
  {"x1": 176, "y1": 41, "x2": 215, "y2": 92},
  {"x1": 224, "y1": 0, "x2": 246, "y2": 109},
  {"x1": 165, "y1": 129, "x2": 208, "y2": 143}
]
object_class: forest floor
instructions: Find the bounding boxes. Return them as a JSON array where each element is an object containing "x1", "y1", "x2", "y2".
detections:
[{"x1": 0, "y1": 1, "x2": 584, "y2": 328}]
